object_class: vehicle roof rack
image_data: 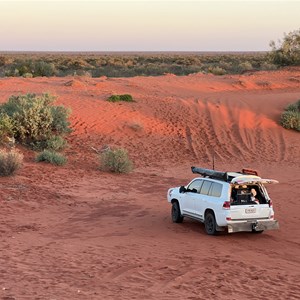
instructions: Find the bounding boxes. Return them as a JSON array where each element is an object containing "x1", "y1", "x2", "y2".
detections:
[
  {"x1": 191, "y1": 166, "x2": 228, "y2": 182},
  {"x1": 191, "y1": 166, "x2": 259, "y2": 182}
]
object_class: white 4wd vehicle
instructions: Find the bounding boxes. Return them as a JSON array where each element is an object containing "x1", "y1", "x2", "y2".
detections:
[{"x1": 167, "y1": 167, "x2": 279, "y2": 235}]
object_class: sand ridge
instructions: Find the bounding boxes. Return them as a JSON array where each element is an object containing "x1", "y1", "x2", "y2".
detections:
[{"x1": 0, "y1": 68, "x2": 299, "y2": 299}]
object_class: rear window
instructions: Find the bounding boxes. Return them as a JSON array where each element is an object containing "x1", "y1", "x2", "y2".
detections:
[
  {"x1": 209, "y1": 182, "x2": 223, "y2": 197},
  {"x1": 199, "y1": 181, "x2": 212, "y2": 195}
]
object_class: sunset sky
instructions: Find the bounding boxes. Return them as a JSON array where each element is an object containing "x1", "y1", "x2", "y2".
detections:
[{"x1": 0, "y1": 0, "x2": 299, "y2": 52}]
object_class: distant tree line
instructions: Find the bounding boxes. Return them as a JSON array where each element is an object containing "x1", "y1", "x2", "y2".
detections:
[{"x1": 0, "y1": 29, "x2": 299, "y2": 78}]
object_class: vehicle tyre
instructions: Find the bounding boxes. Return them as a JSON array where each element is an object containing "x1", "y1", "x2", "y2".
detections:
[
  {"x1": 171, "y1": 201, "x2": 183, "y2": 223},
  {"x1": 205, "y1": 212, "x2": 217, "y2": 235}
]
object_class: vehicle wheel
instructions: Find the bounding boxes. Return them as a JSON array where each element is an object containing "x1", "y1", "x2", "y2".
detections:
[
  {"x1": 205, "y1": 212, "x2": 217, "y2": 235},
  {"x1": 171, "y1": 201, "x2": 183, "y2": 223}
]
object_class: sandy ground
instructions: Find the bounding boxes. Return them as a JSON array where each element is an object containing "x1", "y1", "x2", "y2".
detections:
[{"x1": 0, "y1": 68, "x2": 299, "y2": 299}]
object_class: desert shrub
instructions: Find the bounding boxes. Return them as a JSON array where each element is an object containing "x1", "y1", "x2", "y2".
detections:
[
  {"x1": 0, "y1": 149, "x2": 23, "y2": 176},
  {"x1": 0, "y1": 56, "x2": 10, "y2": 67},
  {"x1": 33, "y1": 61, "x2": 57, "y2": 77},
  {"x1": 107, "y1": 94, "x2": 134, "y2": 102},
  {"x1": 219, "y1": 61, "x2": 232, "y2": 70},
  {"x1": 260, "y1": 62, "x2": 277, "y2": 71},
  {"x1": 209, "y1": 67, "x2": 226, "y2": 75},
  {"x1": 280, "y1": 111, "x2": 300, "y2": 131},
  {"x1": 280, "y1": 100, "x2": 300, "y2": 131},
  {"x1": 0, "y1": 113, "x2": 15, "y2": 144},
  {"x1": 23, "y1": 73, "x2": 33, "y2": 78},
  {"x1": 99, "y1": 148, "x2": 133, "y2": 173},
  {"x1": 0, "y1": 93, "x2": 71, "y2": 146},
  {"x1": 238, "y1": 61, "x2": 253, "y2": 72},
  {"x1": 285, "y1": 100, "x2": 300, "y2": 112},
  {"x1": 45, "y1": 135, "x2": 67, "y2": 151},
  {"x1": 3, "y1": 56, "x2": 14, "y2": 66},
  {"x1": 6, "y1": 60, "x2": 57, "y2": 77},
  {"x1": 269, "y1": 29, "x2": 300, "y2": 66},
  {"x1": 36, "y1": 150, "x2": 67, "y2": 165},
  {"x1": 73, "y1": 70, "x2": 92, "y2": 77},
  {"x1": 30, "y1": 135, "x2": 68, "y2": 151},
  {"x1": 50, "y1": 106, "x2": 72, "y2": 134}
]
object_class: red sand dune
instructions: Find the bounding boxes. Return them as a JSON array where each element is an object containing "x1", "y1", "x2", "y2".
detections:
[{"x1": 0, "y1": 69, "x2": 299, "y2": 299}]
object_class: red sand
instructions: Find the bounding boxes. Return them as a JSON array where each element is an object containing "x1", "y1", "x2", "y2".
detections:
[{"x1": 0, "y1": 69, "x2": 299, "y2": 299}]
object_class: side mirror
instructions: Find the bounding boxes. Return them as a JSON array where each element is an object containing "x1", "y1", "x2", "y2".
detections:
[{"x1": 179, "y1": 186, "x2": 186, "y2": 193}]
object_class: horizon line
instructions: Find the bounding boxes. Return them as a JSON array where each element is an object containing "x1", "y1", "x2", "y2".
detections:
[{"x1": 0, "y1": 50, "x2": 269, "y2": 54}]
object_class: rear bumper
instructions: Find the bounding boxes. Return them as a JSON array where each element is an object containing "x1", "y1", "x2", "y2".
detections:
[{"x1": 227, "y1": 219, "x2": 279, "y2": 233}]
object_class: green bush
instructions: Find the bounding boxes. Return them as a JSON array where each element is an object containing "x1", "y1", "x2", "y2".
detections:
[
  {"x1": 36, "y1": 150, "x2": 67, "y2": 166},
  {"x1": 107, "y1": 94, "x2": 134, "y2": 102},
  {"x1": 45, "y1": 135, "x2": 67, "y2": 151},
  {"x1": 209, "y1": 67, "x2": 226, "y2": 75},
  {"x1": 269, "y1": 29, "x2": 300, "y2": 66},
  {"x1": 0, "y1": 149, "x2": 23, "y2": 176},
  {"x1": 0, "y1": 113, "x2": 15, "y2": 144},
  {"x1": 30, "y1": 135, "x2": 68, "y2": 151},
  {"x1": 50, "y1": 106, "x2": 72, "y2": 134},
  {"x1": 260, "y1": 62, "x2": 277, "y2": 71},
  {"x1": 238, "y1": 61, "x2": 253, "y2": 72},
  {"x1": 285, "y1": 100, "x2": 300, "y2": 112},
  {"x1": 99, "y1": 148, "x2": 133, "y2": 173},
  {"x1": 33, "y1": 61, "x2": 57, "y2": 77},
  {"x1": 0, "y1": 93, "x2": 71, "y2": 146},
  {"x1": 280, "y1": 100, "x2": 300, "y2": 131},
  {"x1": 23, "y1": 72, "x2": 33, "y2": 78},
  {"x1": 6, "y1": 60, "x2": 57, "y2": 77}
]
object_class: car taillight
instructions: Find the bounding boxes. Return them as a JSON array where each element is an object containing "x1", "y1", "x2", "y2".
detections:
[
  {"x1": 269, "y1": 199, "x2": 273, "y2": 207},
  {"x1": 223, "y1": 201, "x2": 231, "y2": 209}
]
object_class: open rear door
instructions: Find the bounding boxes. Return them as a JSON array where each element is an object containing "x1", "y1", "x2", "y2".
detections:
[
  {"x1": 229, "y1": 175, "x2": 278, "y2": 221},
  {"x1": 231, "y1": 175, "x2": 279, "y2": 185}
]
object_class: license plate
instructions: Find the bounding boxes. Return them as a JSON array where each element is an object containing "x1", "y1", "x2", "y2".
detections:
[{"x1": 245, "y1": 208, "x2": 256, "y2": 214}]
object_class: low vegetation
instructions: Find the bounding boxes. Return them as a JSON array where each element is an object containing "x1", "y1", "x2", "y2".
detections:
[
  {"x1": 0, "y1": 93, "x2": 71, "y2": 149},
  {"x1": 1, "y1": 30, "x2": 299, "y2": 78},
  {"x1": 45, "y1": 135, "x2": 68, "y2": 151},
  {"x1": 0, "y1": 93, "x2": 71, "y2": 170},
  {"x1": 36, "y1": 150, "x2": 67, "y2": 166},
  {"x1": 280, "y1": 100, "x2": 300, "y2": 131},
  {"x1": 0, "y1": 52, "x2": 278, "y2": 78},
  {"x1": 269, "y1": 28, "x2": 300, "y2": 66},
  {"x1": 0, "y1": 149, "x2": 23, "y2": 176},
  {"x1": 107, "y1": 94, "x2": 134, "y2": 102},
  {"x1": 99, "y1": 147, "x2": 133, "y2": 173},
  {"x1": 5, "y1": 60, "x2": 57, "y2": 77}
]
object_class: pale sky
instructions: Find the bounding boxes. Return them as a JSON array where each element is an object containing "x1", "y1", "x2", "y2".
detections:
[{"x1": 0, "y1": 0, "x2": 299, "y2": 51}]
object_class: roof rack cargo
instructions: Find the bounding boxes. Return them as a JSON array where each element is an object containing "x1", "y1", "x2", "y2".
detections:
[
  {"x1": 242, "y1": 168, "x2": 258, "y2": 176},
  {"x1": 191, "y1": 166, "x2": 259, "y2": 182},
  {"x1": 191, "y1": 166, "x2": 228, "y2": 182}
]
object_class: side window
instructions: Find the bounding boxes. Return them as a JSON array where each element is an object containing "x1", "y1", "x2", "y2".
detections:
[
  {"x1": 187, "y1": 179, "x2": 203, "y2": 193},
  {"x1": 209, "y1": 182, "x2": 223, "y2": 197},
  {"x1": 199, "y1": 180, "x2": 212, "y2": 195}
]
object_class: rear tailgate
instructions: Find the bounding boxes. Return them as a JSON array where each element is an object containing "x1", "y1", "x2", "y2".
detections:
[{"x1": 230, "y1": 204, "x2": 270, "y2": 220}]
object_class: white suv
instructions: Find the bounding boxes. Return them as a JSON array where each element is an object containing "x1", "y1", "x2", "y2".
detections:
[{"x1": 167, "y1": 167, "x2": 279, "y2": 235}]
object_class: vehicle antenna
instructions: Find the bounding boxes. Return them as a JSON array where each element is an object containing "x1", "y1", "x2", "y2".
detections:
[{"x1": 212, "y1": 153, "x2": 215, "y2": 170}]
